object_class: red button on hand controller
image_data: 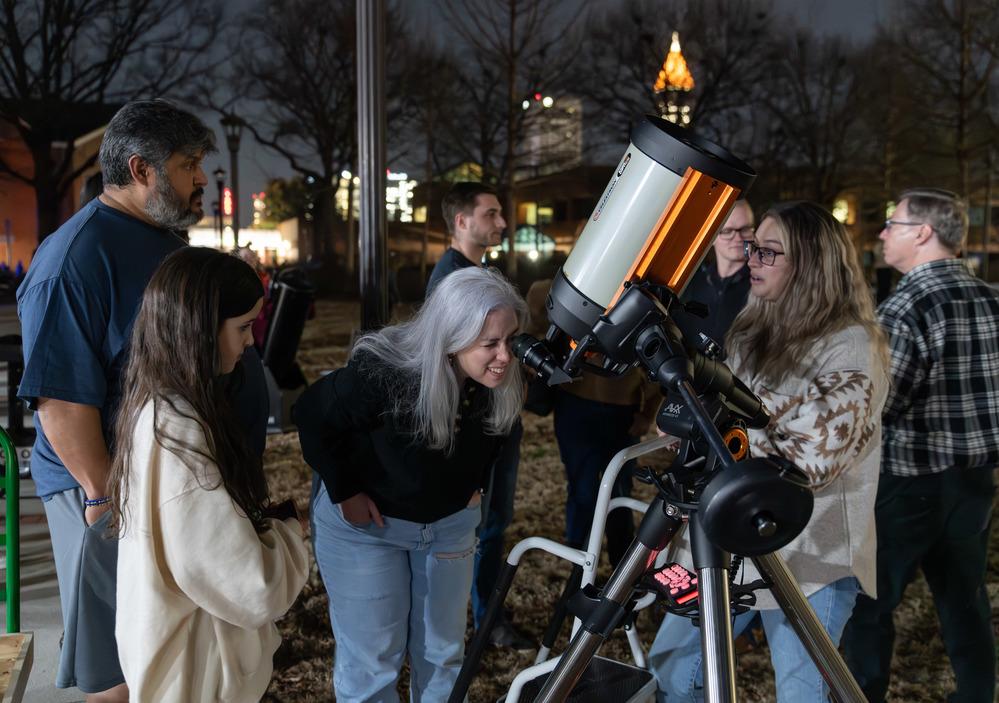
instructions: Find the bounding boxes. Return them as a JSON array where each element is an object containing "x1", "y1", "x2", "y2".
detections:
[{"x1": 650, "y1": 562, "x2": 699, "y2": 605}]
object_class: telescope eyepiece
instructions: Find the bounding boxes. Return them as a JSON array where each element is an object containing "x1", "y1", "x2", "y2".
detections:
[{"x1": 511, "y1": 333, "x2": 572, "y2": 386}]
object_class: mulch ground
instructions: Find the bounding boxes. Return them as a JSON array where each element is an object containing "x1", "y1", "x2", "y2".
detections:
[{"x1": 261, "y1": 300, "x2": 999, "y2": 702}]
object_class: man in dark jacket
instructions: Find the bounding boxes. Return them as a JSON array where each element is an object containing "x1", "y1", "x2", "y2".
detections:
[{"x1": 673, "y1": 199, "x2": 755, "y2": 354}]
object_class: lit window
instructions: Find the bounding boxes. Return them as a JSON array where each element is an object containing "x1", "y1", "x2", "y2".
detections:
[{"x1": 832, "y1": 199, "x2": 850, "y2": 224}]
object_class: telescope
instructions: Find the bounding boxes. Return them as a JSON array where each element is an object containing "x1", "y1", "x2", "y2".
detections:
[
  {"x1": 449, "y1": 116, "x2": 867, "y2": 703},
  {"x1": 513, "y1": 115, "x2": 767, "y2": 428},
  {"x1": 547, "y1": 115, "x2": 753, "y2": 345}
]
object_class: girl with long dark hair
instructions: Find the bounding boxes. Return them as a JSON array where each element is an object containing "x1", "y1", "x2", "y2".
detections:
[
  {"x1": 650, "y1": 201, "x2": 889, "y2": 701},
  {"x1": 296, "y1": 266, "x2": 527, "y2": 702},
  {"x1": 110, "y1": 247, "x2": 309, "y2": 703}
]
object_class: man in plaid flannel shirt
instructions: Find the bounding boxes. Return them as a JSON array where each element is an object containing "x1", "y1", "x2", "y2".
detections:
[{"x1": 842, "y1": 189, "x2": 998, "y2": 703}]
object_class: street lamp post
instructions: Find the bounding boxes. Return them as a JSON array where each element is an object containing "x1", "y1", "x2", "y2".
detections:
[
  {"x1": 212, "y1": 201, "x2": 221, "y2": 247},
  {"x1": 213, "y1": 167, "x2": 225, "y2": 247},
  {"x1": 220, "y1": 114, "x2": 244, "y2": 246}
]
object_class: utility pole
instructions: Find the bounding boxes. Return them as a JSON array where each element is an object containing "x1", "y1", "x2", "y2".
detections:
[{"x1": 357, "y1": 0, "x2": 388, "y2": 330}]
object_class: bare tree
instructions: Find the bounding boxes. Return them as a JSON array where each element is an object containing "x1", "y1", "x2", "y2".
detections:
[
  {"x1": 0, "y1": 0, "x2": 220, "y2": 241},
  {"x1": 394, "y1": 40, "x2": 463, "y2": 278},
  {"x1": 753, "y1": 31, "x2": 874, "y2": 207},
  {"x1": 434, "y1": 50, "x2": 507, "y2": 183},
  {"x1": 226, "y1": 0, "x2": 356, "y2": 263},
  {"x1": 226, "y1": 0, "x2": 412, "y2": 267},
  {"x1": 440, "y1": 0, "x2": 582, "y2": 280},
  {"x1": 891, "y1": 0, "x2": 999, "y2": 196},
  {"x1": 569, "y1": 0, "x2": 775, "y2": 154}
]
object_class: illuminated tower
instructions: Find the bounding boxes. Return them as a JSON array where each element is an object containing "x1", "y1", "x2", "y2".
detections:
[{"x1": 653, "y1": 31, "x2": 695, "y2": 126}]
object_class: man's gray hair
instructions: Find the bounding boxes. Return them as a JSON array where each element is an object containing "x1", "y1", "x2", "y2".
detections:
[
  {"x1": 352, "y1": 266, "x2": 527, "y2": 452},
  {"x1": 900, "y1": 188, "x2": 968, "y2": 254},
  {"x1": 99, "y1": 99, "x2": 216, "y2": 187}
]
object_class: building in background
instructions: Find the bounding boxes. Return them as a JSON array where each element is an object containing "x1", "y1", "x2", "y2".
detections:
[
  {"x1": 0, "y1": 105, "x2": 112, "y2": 267},
  {"x1": 188, "y1": 187, "x2": 299, "y2": 265},
  {"x1": 518, "y1": 94, "x2": 583, "y2": 180},
  {"x1": 654, "y1": 32, "x2": 695, "y2": 126},
  {"x1": 335, "y1": 170, "x2": 416, "y2": 223}
]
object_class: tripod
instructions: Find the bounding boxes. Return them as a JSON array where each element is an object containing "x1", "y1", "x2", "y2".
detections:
[{"x1": 449, "y1": 284, "x2": 867, "y2": 703}]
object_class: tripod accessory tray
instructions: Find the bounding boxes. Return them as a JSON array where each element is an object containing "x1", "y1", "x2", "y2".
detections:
[{"x1": 499, "y1": 655, "x2": 656, "y2": 703}]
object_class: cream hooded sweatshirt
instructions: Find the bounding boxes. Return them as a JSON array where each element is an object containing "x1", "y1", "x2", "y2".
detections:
[{"x1": 116, "y1": 399, "x2": 309, "y2": 702}]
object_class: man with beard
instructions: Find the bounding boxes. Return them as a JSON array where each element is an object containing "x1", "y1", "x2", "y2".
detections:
[{"x1": 17, "y1": 99, "x2": 267, "y2": 702}]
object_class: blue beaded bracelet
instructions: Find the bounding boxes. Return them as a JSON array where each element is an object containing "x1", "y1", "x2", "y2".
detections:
[{"x1": 84, "y1": 496, "x2": 111, "y2": 507}]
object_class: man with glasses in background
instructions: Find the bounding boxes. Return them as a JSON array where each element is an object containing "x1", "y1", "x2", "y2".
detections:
[
  {"x1": 673, "y1": 199, "x2": 755, "y2": 356},
  {"x1": 841, "y1": 188, "x2": 998, "y2": 703}
]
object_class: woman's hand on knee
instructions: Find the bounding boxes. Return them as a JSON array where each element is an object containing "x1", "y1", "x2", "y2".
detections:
[{"x1": 339, "y1": 492, "x2": 385, "y2": 527}]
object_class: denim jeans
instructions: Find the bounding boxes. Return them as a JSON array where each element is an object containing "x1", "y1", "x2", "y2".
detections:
[
  {"x1": 471, "y1": 419, "x2": 522, "y2": 627},
  {"x1": 649, "y1": 577, "x2": 860, "y2": 702},
  {"x1": 311, "y1": 477, "x2": 481, "y2": 703}
]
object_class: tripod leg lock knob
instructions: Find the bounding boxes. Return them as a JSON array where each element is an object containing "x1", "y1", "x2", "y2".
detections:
[{"x1": 567, "y1": 583, "x2": 630, "y2": 638}]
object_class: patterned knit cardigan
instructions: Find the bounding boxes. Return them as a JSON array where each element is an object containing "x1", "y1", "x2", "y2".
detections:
[{"x1": 674, "y1": 324, "x2": 888, "y2": 608}]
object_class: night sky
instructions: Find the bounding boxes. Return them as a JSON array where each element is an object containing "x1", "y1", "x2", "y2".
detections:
[{"x1": 207, "y1": 0, "x2": 887, "y2": 223}]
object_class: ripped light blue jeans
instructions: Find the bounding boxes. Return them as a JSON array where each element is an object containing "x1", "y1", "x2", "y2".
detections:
[{"x1": 312, "y1": 478, "x2": 481, "y2": 703}]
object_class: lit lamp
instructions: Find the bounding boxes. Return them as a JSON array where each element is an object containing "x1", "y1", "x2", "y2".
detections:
[
  {"x1": 213, "y1": 167, "x2": 225, "y2": 247},
  {"x1": 220, "y1": 114, "x2": 244, "y2": 245}
]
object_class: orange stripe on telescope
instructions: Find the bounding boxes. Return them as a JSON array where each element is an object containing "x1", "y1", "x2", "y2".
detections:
[{"x1": 609, "y1": 168, "x2": 741, "y2": 309}]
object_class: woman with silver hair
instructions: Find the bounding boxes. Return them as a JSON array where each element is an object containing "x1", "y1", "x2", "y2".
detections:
[{"x1": 296, "y1": 266, "x2": 527, "y2": 702}]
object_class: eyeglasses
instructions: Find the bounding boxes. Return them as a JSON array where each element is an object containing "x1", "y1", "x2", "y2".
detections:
[
  {"x1": 717, "y1": 225, "x2": 755, "y2": 240},
  {"x1": 883, "y1": 219, "x2": 925, "y2": 231},
  {"x1": 744, "y1": 240, "x2": 785, "y2": 266}
]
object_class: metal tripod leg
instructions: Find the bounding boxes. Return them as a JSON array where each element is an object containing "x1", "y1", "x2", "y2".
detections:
[
  {"x1": 532, "y1": 497, "x2": 683, "y2": 702},
  {"x1": 689, "y1": 512, "x2": 737, "y2": 702},
  {"x1": 752, "y1": 553, "x2": 865, "y2": 703}
]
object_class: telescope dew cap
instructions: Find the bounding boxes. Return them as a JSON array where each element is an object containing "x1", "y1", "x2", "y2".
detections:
[{"x1": 631, "y1": 115, "x2": 756, "y2": 191}]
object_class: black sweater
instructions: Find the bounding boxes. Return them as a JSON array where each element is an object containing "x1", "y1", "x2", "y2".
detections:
[
  {"x1": 673, "y1": 260, "x2": 750, "y2": 355},
  {"x1": 294, "y1": 355, "x2": 505, "y2": 523}
]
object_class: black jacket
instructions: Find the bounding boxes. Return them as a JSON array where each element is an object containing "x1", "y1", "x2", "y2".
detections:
[
  {"x1": 426, "y1": 247, "x2": 478, "y2": 298},
  {"x1": 294, "y1": 354, "x2": 505, "y2": 523},
  {"x1": 673, "y1": 260, "x2": 750, "y2": 355}
]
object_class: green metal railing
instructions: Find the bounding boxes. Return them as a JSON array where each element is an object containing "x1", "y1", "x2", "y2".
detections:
[{"x1": 0, "y1": 424, "x2": 19, "y2": 633}]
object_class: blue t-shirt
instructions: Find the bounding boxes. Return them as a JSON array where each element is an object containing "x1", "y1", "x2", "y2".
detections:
[
  {"x1": 17, "y1": 199, "x2": 187, "y2": 496},
  {"x1": 18, "y1": 199, "x2": 270, "y2": 498}
]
